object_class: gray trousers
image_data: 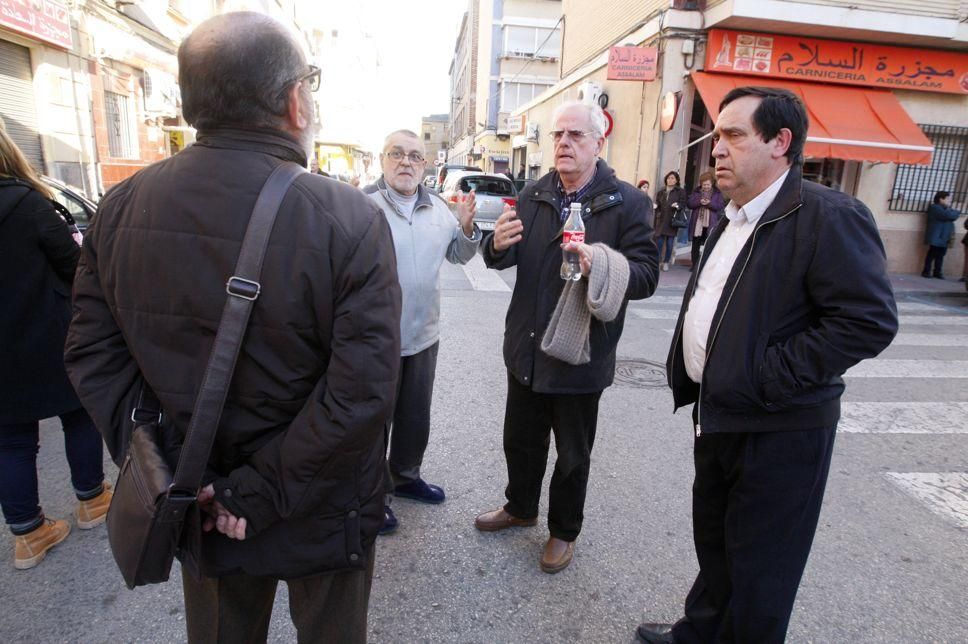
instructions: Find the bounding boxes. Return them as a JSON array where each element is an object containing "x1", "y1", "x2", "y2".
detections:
[
  {"x1": 388, "y1": 342, "x2": 439, "y2": 486},
  {"x1": 181, "y1": 544, "x2": 375, "y2": 644}
]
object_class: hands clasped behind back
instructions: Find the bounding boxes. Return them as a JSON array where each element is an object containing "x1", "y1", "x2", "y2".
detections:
[{"x1": 492, "y1": 204, "x2": 524, "y2": 252}]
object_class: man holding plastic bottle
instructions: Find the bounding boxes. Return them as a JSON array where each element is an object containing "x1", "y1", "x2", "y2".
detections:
[{"x1": 475, "y1": 101, "x2": 658, "y2": 574}]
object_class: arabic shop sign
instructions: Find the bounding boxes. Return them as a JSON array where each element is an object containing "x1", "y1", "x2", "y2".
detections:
[
  {"x1": 0, "y1": 0, "x2": 72, "y2": 50},
  {"x1": 607, "y1": 46, "x2": 658, "y2": 82},
  {"x1": 705, "y1": 29, "x2": 968, "y2": 95}
]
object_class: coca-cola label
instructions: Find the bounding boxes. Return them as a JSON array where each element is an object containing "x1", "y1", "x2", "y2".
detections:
[{"x1": 563, "y1": 230, "x2": 585, "y2": 244}]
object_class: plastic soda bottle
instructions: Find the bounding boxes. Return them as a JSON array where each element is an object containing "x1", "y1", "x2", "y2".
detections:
[{"x1": 560, "y1": 202, "x2": 585, "y2": 281}]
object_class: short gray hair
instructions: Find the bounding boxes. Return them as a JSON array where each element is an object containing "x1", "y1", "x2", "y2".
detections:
[
  {"x1": 383, "y1": 129, "x2": 422, "y2": 152},
  {"x1": 552, "y1": 101, "x2": 607, "y2": 139}
]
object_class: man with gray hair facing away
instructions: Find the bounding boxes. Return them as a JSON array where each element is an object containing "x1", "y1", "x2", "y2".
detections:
[
  {"x1": 364, "y1": 130, "x2": 480, "y2": 534},
  {"x1": 65, "y1": 12, "x2": 401, "y2": 642},
  {"x1": 475, "y1": 102, "x2": 658, "y2": 573}
]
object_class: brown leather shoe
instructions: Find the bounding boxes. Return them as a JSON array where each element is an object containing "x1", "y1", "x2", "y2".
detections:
[
  {"x1": 539, "y1": 536, "x2": 575, "y2": 574},
  {"x1": 474, "y1": 507, "x2": 537, "y2": 532}
]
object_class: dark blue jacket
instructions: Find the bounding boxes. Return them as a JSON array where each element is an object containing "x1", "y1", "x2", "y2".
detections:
[
  {"x1": 0, "y1": 179, "x2": 81, "y2": 424},
  {"x1": 924, "y1": 202, "x2": 961, "y2": 247},
  {"x1": 482, "y1": 160, "x2": 659, "y2": 393},
  {"x1": 666, "y1": 167, "x2": 898, "y2": 433}
]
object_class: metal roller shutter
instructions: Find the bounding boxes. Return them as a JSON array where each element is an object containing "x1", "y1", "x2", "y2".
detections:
[{"x1": 0, "y1": 39, "x2": 43, "y2": 172}]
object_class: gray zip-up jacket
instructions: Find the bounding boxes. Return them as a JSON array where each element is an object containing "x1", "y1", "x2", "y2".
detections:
[{"x1": 364, "y1": 178, "x2": 480, "y2": 356}]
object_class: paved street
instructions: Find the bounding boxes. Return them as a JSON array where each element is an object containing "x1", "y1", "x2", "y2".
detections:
[{"x1": 1, "y1": 258, "x2": 966, "y2": 643}]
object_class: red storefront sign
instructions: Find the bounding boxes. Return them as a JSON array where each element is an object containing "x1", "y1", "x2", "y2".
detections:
[
  {"x1": 705, "y1": 29, "x2": 968, "y2": 95},
  {"x1": 607, "y1": 46, "x2": 658, "y2": 81},
  {"x1": 0, "y1": 0, "x2": 72, "y2": 50}
]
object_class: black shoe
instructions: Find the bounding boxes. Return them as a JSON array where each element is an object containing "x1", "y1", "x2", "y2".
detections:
[
  {"x1": 921, "y1": 272, "x2": 932, "y2": 278},
  {"x1": 933, "y1": 274, "x2": 944, "y2": 279},
  {"x1": 394, "y1": 478, "x2": 445, "y2": 504},
  {"x1": 378, "y1": 505, "x2": 398, "y2": 536},
  {"x1": 635, "y1": 623, "x2": 675, "y2": 643}
]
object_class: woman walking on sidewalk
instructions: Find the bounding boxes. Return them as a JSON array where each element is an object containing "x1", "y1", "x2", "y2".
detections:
[{"x1": 0, "y1": 119, "x2": 111, "y2": 570}]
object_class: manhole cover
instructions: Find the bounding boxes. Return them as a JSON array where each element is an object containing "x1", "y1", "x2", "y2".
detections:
[{"x1": 613, "y1": 359, "x2": 667, "y2": 389}]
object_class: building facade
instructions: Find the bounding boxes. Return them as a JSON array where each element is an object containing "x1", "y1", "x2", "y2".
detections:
[
  {"x1": 507, "y1": 0, "x2": 967, "y2": 273},
  {"x1": 447, "y1": 0, "x2": 562, "y2": 174},
  {"x1": 0, "y1": 0, "x2": 314, "y2": 199},
  {"x1": 421, "y1": 113, "x2": 450, "y2": 174}
]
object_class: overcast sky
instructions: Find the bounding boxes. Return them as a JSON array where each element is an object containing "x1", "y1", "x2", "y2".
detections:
[{"x1": 311, "y1": 1, "x2": 468, "y2": 152}]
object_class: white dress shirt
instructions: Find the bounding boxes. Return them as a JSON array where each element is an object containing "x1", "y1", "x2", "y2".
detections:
[{"x1": 682, "y1": 170, "x2": 790, "y2": 383}]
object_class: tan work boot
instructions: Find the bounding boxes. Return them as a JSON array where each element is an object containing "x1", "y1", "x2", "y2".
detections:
[
  {"x1": 76, "y1": 481, "x2": 113, "y2": 529},
  {"x1": 14, "y1": 518, "x2": 71, "y2": 570}
]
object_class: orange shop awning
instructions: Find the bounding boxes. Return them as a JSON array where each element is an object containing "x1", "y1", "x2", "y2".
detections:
[{"x1": 690, "y1": 72, "x2": 934, "y2": 165}]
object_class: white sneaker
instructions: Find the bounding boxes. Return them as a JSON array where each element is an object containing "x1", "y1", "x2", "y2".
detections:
[{"x1": 661, "y1": 262, "x2": 669, "y2": 272}]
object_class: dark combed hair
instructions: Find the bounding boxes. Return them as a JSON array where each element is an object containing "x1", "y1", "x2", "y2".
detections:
[
  {"x1": 719, "y1": 86, "x2": 809, "y2": 166},
  {"x1": 663, "y1": 170, "x2": 680, "y2": 187},
  {"x1": 933, "y1": 190, "x2": 949, "y2": 204},
  {"x1": 178, "y1": 12, "x2": 305, "y2": 130}
]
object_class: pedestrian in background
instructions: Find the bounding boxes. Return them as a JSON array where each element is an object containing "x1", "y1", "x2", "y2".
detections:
[
  {"x1": 638, "y1": 87, "x2": 898, "y2": 644},
  {"x1": 364, "y1": 129, "x2": 480, "y2": 534},
  {"x1": 921, "y1": 190, "x2": 961, "y2": 279},
  {"x1": 475, "y1": 101, "x2": 658, "y2": 574},
  {"x1": 0, "y1": 119, "x2": 111, "y2": 570},
  {"x1": 65, "y1": 12, "x2": 401, "y2": 642},
  {"x1": 686, "y1": 172, "x2": 725, "y2": 271},
  {"x1": 654, "y1": 170, "x2": 687, "y2": 271}
]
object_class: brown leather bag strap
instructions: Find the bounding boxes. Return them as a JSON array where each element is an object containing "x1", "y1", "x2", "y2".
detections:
[{"x1": 170, "y1": 162, "x2": 305, "y2": 494}]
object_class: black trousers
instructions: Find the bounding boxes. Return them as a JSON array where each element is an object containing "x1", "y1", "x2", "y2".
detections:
[
  {"x1": 182, "y1": 544, "x2": 375, "y2": 644},
  {"x1": 502, "y1": 373, "x2": 602, "y2": 542},
  {"x1": 671, "y1": 422, "x2": 837, "y2": 644},
  {"x1": 388, "y1": 342, "x2": 439, "y2": 486},
  {"x1": 922, "y1": 245, "x2": 947, "y2": 276},
  {"x1": 690, "y1": 230, "x2": 709, "y2": 269}
]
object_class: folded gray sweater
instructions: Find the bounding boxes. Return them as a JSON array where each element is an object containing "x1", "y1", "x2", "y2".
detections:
[{"x1": 540, "y1": 243, "x2": 630, "y2": 365}]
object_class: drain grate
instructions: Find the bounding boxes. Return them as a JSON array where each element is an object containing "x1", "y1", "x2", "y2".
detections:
[{"x1": 613, "y1": 359, "x2": 667, "y2": 389}]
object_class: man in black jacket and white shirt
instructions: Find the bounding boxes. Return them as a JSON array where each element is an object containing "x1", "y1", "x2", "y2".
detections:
[{"x1": 637, "y1": 87, "x2": 898, "y2": 643}]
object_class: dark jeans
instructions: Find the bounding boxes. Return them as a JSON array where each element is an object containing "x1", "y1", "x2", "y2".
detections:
[
  {"x1": 923, "y1": 245, "x2": 947, "y2": 276},
  {"x1": 182, "y1": 543, "x2": 375, "y2": 644},
  {"x1": 671, "y1": 422, "x2": 837, "y2": 644},
  {"x1": 388, "y1": 342, "x2": 439, "y2": 486},
  {"x1": 690, "y1": 230, "x2": 709, "y2": 269},
  {"x1": 502, "y1": 373, "x2": 602, "y2": 542},
  {"x1": 0, "y1": 407, "x2": 104, "y2": 534},
  {"x1": 656, "y1": 235, "x2": 675, "y2": 263}
]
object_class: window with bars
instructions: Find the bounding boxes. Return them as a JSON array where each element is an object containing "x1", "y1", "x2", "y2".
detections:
[
  {"x1": 104, "y1": 90, "x2": 139, "y2": 159},
  {"x1": 890, "y1": 125, "x2": 967, "y2": 213}
]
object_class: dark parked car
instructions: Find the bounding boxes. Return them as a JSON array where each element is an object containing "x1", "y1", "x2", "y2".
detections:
[
  {"x1": 439, "y1": 171, "x2": 516, "y2": 233},
  {"x1": 43, "y1": 176, "x2": 97, "y2": 232}
]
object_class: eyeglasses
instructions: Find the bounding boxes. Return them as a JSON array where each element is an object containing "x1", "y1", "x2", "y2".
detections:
[
  {"x1": 549, "y1": 129, "x2": 591, "y2": 142},
  {"x1": 296, "y1": 65, "x2": 321, "y2": 93},
  {"x1": 383, "y1": 150, "x2": 426, "y2": 164}
]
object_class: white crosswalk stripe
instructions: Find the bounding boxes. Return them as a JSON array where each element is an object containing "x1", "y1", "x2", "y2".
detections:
[
  {"x1": 459, "y1": 255, "x2": 511, "y2": 292},
  {"x1": 631, "y1": 309, "x2": 679, "y2": 319},
  {"x1": 892, "y1": 333, "x2": 968, "y2": 347},
  {"x1": 846, "y1": 359, "x2": 968, "y2": 378},
  {"x1": 885, "y1": 473, "x2": 968, "y2": 529},
  {"x1": 899, "y1": 315, "x2": 968, "y2": 326},
  {"x1": 839, "y1": 402, "x2": 968, "y2": 434}
]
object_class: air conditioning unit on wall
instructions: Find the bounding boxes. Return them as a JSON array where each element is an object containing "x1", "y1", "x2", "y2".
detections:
[{"x1": 577, "y1": 81, "x2": 602, "y2": 106}]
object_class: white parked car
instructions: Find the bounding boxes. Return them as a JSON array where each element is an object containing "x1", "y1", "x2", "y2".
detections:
[{"x1": 438, "y1": 171, "x2": 517, "y2": 233}]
